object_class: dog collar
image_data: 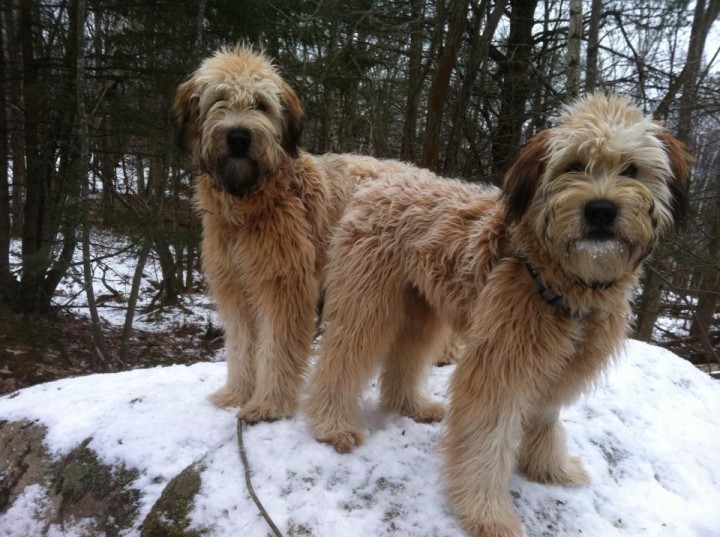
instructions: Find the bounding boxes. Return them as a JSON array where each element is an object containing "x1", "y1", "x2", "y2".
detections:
[{"x1": 523, "y1": 260, "x2": 565, "y2": 307}]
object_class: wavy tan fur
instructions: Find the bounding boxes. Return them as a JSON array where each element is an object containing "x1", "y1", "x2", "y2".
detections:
[
  {"x1": 304, "y1": 94, "x2": 692, "y2": 536},
  {"x1": 174, "y1": 45, "x2": 429, "y2": 422}
]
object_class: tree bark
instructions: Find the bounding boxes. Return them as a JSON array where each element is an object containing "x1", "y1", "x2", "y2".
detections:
[
  {"x1": 0, "y1": 2, "x2": 16, "y2": 302},
  {"x1": 400, "y1": 0, "x2": 425, "y2": 163},
  {"x1": 421, "y1": 0, "x2": 469, "y2": 171},
  {"x1": 75, "y1": 0, "x2": 108, "y2": 362},
  {"x1": 490, "y1": 0, "x2": 538, "y2": 183},
  {"x1": 585, "y1": 0, "x2": 603, "y2": 92},
  {"x1": 120, "y1": 241, "x2": 151, "y2": 363},
  {"x1": 6, "y1": 6, "x2": 25, "y2": 237},
  {"x1": 16, "y1": 0, "x2": 46, "y2": 312},
  {"x1": 566, "y1": 0, "x2": 582, "y2": 99}
]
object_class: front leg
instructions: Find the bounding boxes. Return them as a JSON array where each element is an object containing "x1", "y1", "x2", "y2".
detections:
[
  {"x1": 444, "y1": 376, "x2": 525, "y2": 537},
  {"x1": 518, "y1": 408, "x2": 590, "y2": 486},
  {"x1": 239, "y1": 273, "x2": 318, "y2": 423},
  {"x1": 443, "y1": 258, "x2": 579, "y2": 536},
  {"x1": 209, "y1": 287, "x2": 257, "y2": 408}
]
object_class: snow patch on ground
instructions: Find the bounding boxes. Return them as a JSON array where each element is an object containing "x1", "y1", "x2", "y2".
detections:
[{"x1": 1, "y1": 340, "x2": 719, "y2": 536}]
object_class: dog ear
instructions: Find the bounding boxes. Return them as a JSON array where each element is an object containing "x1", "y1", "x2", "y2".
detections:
[
  {"x1": 172, "y1": 77, "x2": 200, "y2": 153},
  {"x1": 280, "y1": 82, "x2": 304, "y2": 158},
  {"x1": 501, "y1": 130, "x2": 550, "y2": 225},
  {"x1": 657, "y1": 131, "x2": 692, "y2": 225}
]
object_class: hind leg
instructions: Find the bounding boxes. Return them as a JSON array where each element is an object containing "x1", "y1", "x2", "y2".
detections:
[
  {"x1": 379, "y1": 288, "x2": 447, "y2": 423},
  {"x1": 305, "y1": 269, "x2": 404, "y2": 452}
]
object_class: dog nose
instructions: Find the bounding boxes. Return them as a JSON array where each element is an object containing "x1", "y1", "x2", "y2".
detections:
[
  {"x1": 227, "y1": 128, "x2": 252, "y2": 157},
  {"x1": 584, "y1": 199, "x2": 618, "y2": 228}
]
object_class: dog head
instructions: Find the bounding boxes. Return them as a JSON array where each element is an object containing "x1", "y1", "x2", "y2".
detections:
[
  {"x1": 173, "y1": 45, "x2": 305, "y2": 197},
  {"x1": 502, "y1": 93, "x2": 692, "y2": 288}
]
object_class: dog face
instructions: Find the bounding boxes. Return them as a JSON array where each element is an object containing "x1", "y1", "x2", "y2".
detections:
[
  {"x1": 503, "y1": 94, "x2": 691, "y2": 288},
  {"x1": 173, "y1": 45, "x2": 304, "y2": 197}
]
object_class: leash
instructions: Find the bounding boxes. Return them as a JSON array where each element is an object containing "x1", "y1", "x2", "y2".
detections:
[{"x1": 236, "y1": 418, "x2": 284, "y2": 537}]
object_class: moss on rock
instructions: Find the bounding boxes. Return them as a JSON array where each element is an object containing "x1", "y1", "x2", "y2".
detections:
[{"x1": 141, "y1": 462, "x2": 205, "y2": 537}]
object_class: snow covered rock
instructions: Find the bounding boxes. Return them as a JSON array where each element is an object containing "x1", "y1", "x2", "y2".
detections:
[{"x1": 1, "y1": 340, "x2": 719, "y2": 536}]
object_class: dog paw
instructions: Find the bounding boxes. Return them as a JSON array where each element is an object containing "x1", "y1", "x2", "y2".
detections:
[
  {"x1": 402, "y1": 400, "x2": 446, "y2": 423},
  {"x1": 317, "y1": 429, "x2": 364, "y2": 453},
  {"x1": 238, "y1": 400, "x2": 292, "y2": 423},
  {"x1": 465, "y1": 521, "x2": 523, "y2": 537},
  {"x1": 522, "y1": 456, "x2": 590, "y2": 486},
  {"x1": 208, "y1": 386, "x2": 251, "y2": 408}
]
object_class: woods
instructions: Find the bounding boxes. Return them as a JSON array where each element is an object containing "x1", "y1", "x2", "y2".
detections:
[{"x1": 1, "y1": 0, "x2": 719, "y2": 367}]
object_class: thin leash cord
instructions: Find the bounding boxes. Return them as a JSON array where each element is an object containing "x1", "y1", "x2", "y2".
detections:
[{"x1": 236, "y1": 418, "x2": 284, "y2": 537}]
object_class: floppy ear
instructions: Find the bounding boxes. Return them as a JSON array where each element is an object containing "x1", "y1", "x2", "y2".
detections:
[
  {"x1": 501, "y1": 130, "x2": 550, "y2": 225},
  {"x1": 172, "y1": 77, "x2": 200, "y2": 153},
  {"x1": 656, "y1": 131, "x2": 692, "y2": 225},
  {"x1": 280, "y1": 82, "x2": 304, "y2": 158}
]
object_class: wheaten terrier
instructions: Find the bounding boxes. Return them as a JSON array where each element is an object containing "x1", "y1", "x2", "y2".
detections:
[
  {"x1": 173, "y1": 45, "x2": 428, "y2": 422},
  {"x1": 304, "y1": 94, "x2": 691, "y2": 536}
]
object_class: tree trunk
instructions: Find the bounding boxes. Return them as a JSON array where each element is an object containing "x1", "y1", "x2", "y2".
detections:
[
  {"x1": 421, "y1": 0, "x2": 469, "y2": 172},
  {"x1": 677, "y1": 0, "x2": 720, "y2": 142},
  {"x1": 585, "y1": 0, "x2": 603, "y2": 93},
  {"x1": 16, "y1": 0, "x2": 47, "y2": 312},
  {"x1": 120, "y1": 242, "x2": 151, "y2": 363},
  {"x1": 0, "y1": 2, "x2": 16, "y2": 302},
  {"x1": 566, "y1": 0, "x2": 582, "y2": 99},
  {"x1": 490, "y1": 0, "x2": 538, "y2": 182},
  {"x1": 400, "y1": 0, "x2": 425, "y2": 163},
  {"x1": 75, "y1": 0, "x2": 108, "y2": 363},
  {"x1": 6, "y1": 5, "x2": 25, "y2": 237},
  {"x1": 634, "y1": 266, "x2": 664, "y2": 342}
]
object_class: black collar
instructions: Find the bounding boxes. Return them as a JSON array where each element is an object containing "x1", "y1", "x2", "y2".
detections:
[{"x1": 523, "y1": 260, "x2": 565, "y2": 308}]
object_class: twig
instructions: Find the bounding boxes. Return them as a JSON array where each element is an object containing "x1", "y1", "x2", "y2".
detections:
[{"x1": 236, "y1": 419, "x2": 283, "y2": 537}]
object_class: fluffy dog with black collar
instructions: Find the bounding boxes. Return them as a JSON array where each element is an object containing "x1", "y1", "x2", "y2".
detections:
[{"x1": 304, "y1": 94, "x2": 691, "y2": 536}]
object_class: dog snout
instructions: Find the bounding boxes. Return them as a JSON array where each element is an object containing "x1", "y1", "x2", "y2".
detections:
[
  {"x1": 584, "y1": 199, "x2": 618, "y2": 230},
  {"x1": 227, "y1": 128, "x2": 252, "y2": 157}
]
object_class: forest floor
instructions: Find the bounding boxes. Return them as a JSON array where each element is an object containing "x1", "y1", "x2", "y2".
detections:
[{"x1": 0, "y1": 303, "x2": 223, "y2": 395}]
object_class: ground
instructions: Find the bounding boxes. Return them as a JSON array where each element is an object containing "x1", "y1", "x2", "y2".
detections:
[{"x1": 0, "y1": 303, "x2": 222, "y2": 396}]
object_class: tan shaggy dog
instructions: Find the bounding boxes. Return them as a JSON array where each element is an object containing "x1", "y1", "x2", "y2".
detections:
[
  {"x1": 173, "y1": 45, "x2": 425, "y2": 422},
  {"x1": 304, "y1": 94, "x2": 691, "y2": 536}
]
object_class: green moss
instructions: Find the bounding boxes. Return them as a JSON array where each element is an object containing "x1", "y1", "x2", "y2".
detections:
[
  {"x1": 52, "y1": 440, "x2": 141, "y2": 536},
  {"x1": 141, "y1": 463, "x2": 206, "y2": 537}
]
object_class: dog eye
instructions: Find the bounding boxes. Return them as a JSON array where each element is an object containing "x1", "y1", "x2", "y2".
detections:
[
  {"x1": 255, "y1": 101, "x2": 269, "y2": 113},
  {"x1": 620, "y1": 164, "x2": 638, "y2": 178},
  {"x1": 564, "y1": 162, "x2": 585, "y2": 174}
]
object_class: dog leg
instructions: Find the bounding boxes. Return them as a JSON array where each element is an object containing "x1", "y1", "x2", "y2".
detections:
[
  {"x1": 518, "y1": 408, "x2": 590, "y2": 486},
  {"x1": 444, "y1": 385, "x2": 524, "y2": 537},
  {"x1": 209, "y1": 295, "x2": 256, "y2": 408},
  {"x1": 379, "y1": 288, "x2": 446, "y2": 422},
  {"x1": 239, "y1": 275, "x2": 317, "y2": 423},
  {"x1": 305, "y1": 275, "x2": 403, "y2": 452}
]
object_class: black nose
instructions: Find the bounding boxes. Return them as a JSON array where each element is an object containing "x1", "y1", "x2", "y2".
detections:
[
  {"x1": 227, "y1": 128, "x2": 251, "y2": 157},
  {"x1": 584, "y1": 199, "x2": 618, "y2": 228}
]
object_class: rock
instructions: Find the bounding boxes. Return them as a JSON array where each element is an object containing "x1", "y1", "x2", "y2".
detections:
[
  {"x1": 0, "y1": 420, "x2": 141, "y2": 536},
  {"x1": 140, "y1": 462, "x2": 205, "y2": 537}
]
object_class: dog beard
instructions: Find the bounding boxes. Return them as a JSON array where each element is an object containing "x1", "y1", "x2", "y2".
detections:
[{"x1": 216, "y1": 157, "x2": 259, "y2": 197}]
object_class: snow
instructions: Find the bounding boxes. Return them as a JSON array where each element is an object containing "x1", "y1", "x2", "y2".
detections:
[
  {"x1": 1, "y1": 341, "x2": 720, "y2": 537},
  {"x1": 9, "y1": 234, "x2": 220, "y2": 335}
]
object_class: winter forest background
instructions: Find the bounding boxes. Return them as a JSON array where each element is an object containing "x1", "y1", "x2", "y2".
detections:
[{"x1": 1, "y1": 0, "x2": 719, "y2": 390}]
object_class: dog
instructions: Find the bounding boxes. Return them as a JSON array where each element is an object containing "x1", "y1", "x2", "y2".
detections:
[
  {"x1": 173, "y1": 45, "x2": 427, "y2": 422},
  {"x1": 304, "y1": 94, "x2": 691, "y2": 536}
]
